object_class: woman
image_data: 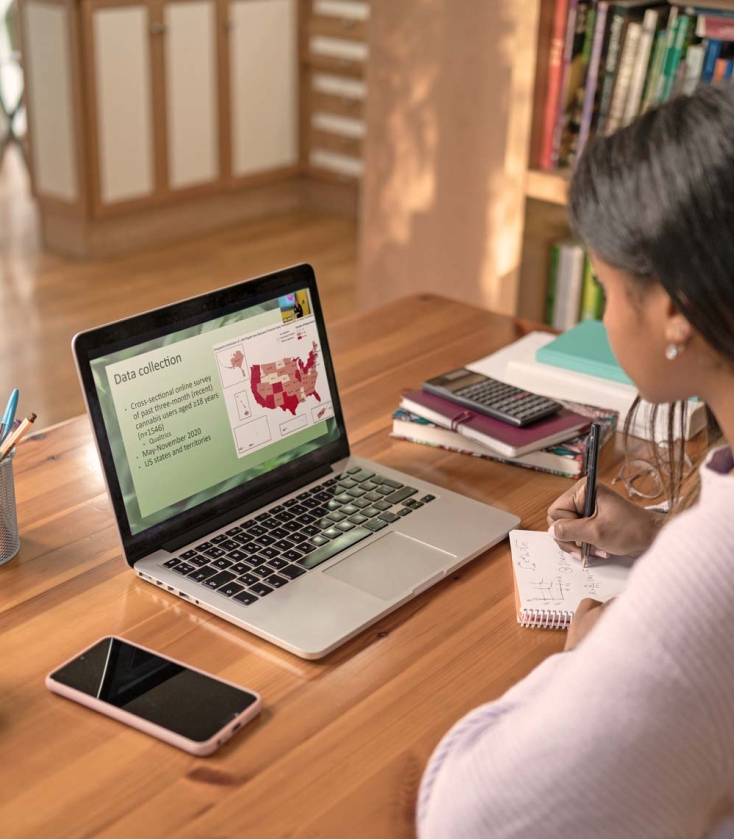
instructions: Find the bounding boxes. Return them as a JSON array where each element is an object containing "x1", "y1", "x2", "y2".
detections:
[{"x1": 418, "y1": 83, "x2": 734, "y2": 838}]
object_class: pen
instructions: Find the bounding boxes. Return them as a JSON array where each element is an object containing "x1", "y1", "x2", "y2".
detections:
[
  {"x1": 0, "y1": 389, "x2": 19, "y2": 443},
  {"x1": 581, "y1": 422, "x2": 602, "y2": 568},
  {"x1": 0, "y1": 413, "x2": 37, "y2": 462}
]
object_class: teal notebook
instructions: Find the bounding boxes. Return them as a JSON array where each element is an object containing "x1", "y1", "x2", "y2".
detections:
[{"x1": 535, "y1": 321, "x2": 634, "y2": 387}]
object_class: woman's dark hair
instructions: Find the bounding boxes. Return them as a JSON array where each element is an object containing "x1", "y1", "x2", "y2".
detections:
[{"x1": 568, "y1": 84, "x2": 734, "y2": 508}]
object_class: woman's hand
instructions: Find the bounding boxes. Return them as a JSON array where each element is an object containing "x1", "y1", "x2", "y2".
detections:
[
  {"x1": 564, "y1": 598, "x2": 612, "y2": 651},
  {"x1": 547, "y1": 479, "x2": 665, "y2": 559}
]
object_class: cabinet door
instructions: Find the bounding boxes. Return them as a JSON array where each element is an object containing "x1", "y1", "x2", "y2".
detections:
[
  {"x1": 90, "y1": 4, "x2": 156, "y2": 206},
  {"x1": 163, "y1": 0, "x2": 219, "y2": 189},
  {"x1": 229, "y1": 0, "x2": 297, "y2": 178}
]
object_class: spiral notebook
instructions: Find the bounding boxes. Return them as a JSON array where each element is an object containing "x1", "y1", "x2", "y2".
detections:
[{"x1": 510, "y1": 530, "x2": 634, "y2": 629}]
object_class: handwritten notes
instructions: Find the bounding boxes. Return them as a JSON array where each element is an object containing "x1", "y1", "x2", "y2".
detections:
[{"x1": 510, "y1": 530, "x2": 634, "y2": 624}]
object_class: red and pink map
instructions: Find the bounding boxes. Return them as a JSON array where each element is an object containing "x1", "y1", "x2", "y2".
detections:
[{"x1": 250, "y1": 341, "x2": 321, "y2": 415}]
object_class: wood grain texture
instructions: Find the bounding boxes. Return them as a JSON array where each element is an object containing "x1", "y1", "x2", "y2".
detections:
[{"x1": 0, "y1": 295, "x2": 630, "y2": 838}]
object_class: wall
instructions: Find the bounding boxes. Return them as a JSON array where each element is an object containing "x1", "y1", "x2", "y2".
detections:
[{"x1": 357, "y1": 0, "x2": 540, "y2": 315}]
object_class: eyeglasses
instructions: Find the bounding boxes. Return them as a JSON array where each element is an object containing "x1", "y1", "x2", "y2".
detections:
[{"x1": 612, "y1": 442, "x2": 693, "y2": 500}]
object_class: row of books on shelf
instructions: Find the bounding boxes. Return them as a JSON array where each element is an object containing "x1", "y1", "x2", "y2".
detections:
[
  {"x1": 545, "y1": 240, "x2": 603, "y2": 330},
  {"x1": 541, "y1": 0, "x2": 734, "y2": 171}
]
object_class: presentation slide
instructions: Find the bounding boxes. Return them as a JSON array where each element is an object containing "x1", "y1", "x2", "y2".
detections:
[{"x1": 91, "y1": 293, "x2": 337, "y2": 534}]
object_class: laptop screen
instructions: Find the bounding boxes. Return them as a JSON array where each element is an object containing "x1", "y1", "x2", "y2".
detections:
[{"x1": 74, "y1": 266, "x2": 349, "y2": 563}]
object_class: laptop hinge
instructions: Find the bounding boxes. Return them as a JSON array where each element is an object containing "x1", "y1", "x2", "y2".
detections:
[{"x1": 160, "y1": 462, "x2": 334, "y2": 554}]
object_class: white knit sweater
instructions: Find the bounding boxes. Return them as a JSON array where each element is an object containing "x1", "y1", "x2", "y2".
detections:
[{"x1": 418, "y1": 447, "x2": 734, "y2": 839}]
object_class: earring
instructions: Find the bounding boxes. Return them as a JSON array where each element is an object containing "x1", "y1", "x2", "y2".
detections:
[{"x1": 665, "y1": 343, "x2": 683, "y2": 361}]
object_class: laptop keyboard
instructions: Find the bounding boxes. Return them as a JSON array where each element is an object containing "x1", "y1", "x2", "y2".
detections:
[{"x1": 159, "y1": 467, "x2": 436, "y2": 606}]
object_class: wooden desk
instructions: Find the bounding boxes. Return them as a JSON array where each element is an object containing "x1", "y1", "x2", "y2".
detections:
[{"x1": 0, "y1": 295, "x2": 626, "y2": 838}]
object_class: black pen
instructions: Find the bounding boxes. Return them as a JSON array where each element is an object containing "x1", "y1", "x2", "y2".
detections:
[{"x1": 581, "y1": 422, "x2": 602, "y2": 568}]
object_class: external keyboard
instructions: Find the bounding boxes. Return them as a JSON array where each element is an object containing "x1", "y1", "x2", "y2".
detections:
[{"x1": 160, "y1": 467, "x2": 436, "y2": 606}]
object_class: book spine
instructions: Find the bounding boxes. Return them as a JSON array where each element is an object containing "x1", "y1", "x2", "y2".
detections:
[
  {"x1": 606, "y1": 21, "x2": 643, "y2": 134},
  {"x1": 596, "y1": 10, "x2": 629, "y2": 136},
  {"x1": 652, "y1": 7, "x2": 679, "y2": 106},
  {"x1": 579, "y1": 255, "x2": 604, "y2": 320},
  {"x1": 550, "y1": 0, "x2": 580, "y2": 168},
  {"x1": 725, "y1": 59, "x2": 734, "y2": 80},
  {"x1": 641, "y1": 29, "x2": 669, "y2": 111},
  {"x1": 561, "y1": 1, "x2": 597, "y2": 166},
  {"x1": 681, "y1": 43, "x2": 706, "y2": 94},
  {"x1": 660, "y1": 15, "x2": 691, "y2": 102},
  {"x1": 697, "y1": 15, "x2": 734, "y2": 41},
  {"x1": 546, "y1": 244, "x2": 560, "y2": 325},
  {"x1": 714, "y1": 56, "x2": 729, "y2": 81},
  {"x1": 555, "y1": 243, "x2": 586, "y2": 330},
  {"x1": 622, "y1": 9, "x2": 659, "y2": 125},
  {"x1": 577, "y1": 1, "x2": 609, "y2": 155},
  {"x1": 701, "y1": 38, "x2": 723, "y2": 84},
  {"x1": 540, "y1": 0, "x2": 572, "y2": 169}
]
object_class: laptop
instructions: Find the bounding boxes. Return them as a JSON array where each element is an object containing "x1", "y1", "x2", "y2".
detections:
[{"x1": 73, "y1": 264, "x2": 519, "y2": 659}]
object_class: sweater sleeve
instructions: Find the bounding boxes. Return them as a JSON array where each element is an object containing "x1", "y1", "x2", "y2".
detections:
[{"x1": 417, "y1": 492, "x2": 734, "y2": 839}]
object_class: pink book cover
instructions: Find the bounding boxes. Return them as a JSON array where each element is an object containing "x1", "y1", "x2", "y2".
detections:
[{"x1": 402, "y1": 390, "x2": 590, "y2": 452}]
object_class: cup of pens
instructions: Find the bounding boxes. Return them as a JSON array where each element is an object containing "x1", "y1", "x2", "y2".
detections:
[{"x1": 0, "y1": 388, "x2": 37, "y2": 566}]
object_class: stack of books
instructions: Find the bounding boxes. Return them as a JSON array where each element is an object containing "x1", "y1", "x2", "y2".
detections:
[
  {"x1": 391, "y1": 390, "x2": 618, "y2": 479},
  {"x1": 546, "y1": 240, "x2": 603, "y2": 330},
  {"x1": 541, "y1": 1, "x2": 734, "y2": 172}
]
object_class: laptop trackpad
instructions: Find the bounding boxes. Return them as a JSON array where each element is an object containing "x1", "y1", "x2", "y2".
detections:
[{"x1": 323, "y1": 532, "x2": 455, "y2": 601}]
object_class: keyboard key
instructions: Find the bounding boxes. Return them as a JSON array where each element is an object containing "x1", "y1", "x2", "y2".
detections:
[
  {"x1": 268, "y1": 557, "x2": 289, "y2": 570},
  {"x1": 334, "y1": 493, "x2": 353, "y2": 504},
  {"x1": 283, "y1": 498, "x2": 299, "y2": 507},
  {"x1": 317, "y1": 518, "x2": 333, "y2": 530},
  {"x1": 346, "y1": 466, "x2": 361, "y2": 474},
  {"x1": 323, "y1": 478, "x2": 338, "y2": 487},
  {"x1": 350, "y1": 470, "x2": 375, "y2": 482},
  {"x1": 348, "y1": 513, "x2": 369, "y2": 525},
  {"x1": 280, "y1": 564, "x2": 306, "y2": 580},
  {"x1": 266, "y1": 574, "x2": 289, "y2": 589},
  {"x1": 262, "y1": 517, "x2": 281, "y2": 530},
  {"x1": 247, "y1": 525, "x2": 267, "y2": 537},
  {"x1": 188, "y1": 554, "x2": 211, "y2": 568},
  {"x1": 341, "y1": 504, "x2": 359, "y2": 516},
  {"x1": 373, "y1": 500, "x2": 392, "y2": 511},
  {"x1": 314, "y1": 492, "x2": 334, "y2": 503},
  {"x1": 211, "y1": 534, "x2": 227, "y2": 544},
  {"x1": 204, "y1": 547, "x2": 226, "y2": 559},
  {"x1": 327, "y1": 511, "x2": 347, "y2": 522},
  {"x1": 289, "y1": 504, "x2": 308, "y2": 516},
  {"x1": 298, "y1": 527, "x2": 372, "y2": 570},
  {"x1": 347, "y1": 488, "x2": 367, "y2": 498},
  {"x1": 301, "y1": 525, "x2": 321, "y2": 537},
  {"x1": 361, "y1": 481, "x2": 379, "y2": 493},
  {"x1": 238, "y1": 541, "x2": 261, "y2": 555},
  {"x1": 219, "y1": 539, "x2": 240, "y2": 551},
  {"x1": 376, "y1": 486, "x2": 394, "y2": 496},
  {"x1": 296, "y1": 491, "x2": 311, "y2": 500},
  {"x1": 362, "y1": 507, "x2": 380, "y2": 518},
  {"x1": 326, "y1": 500, "x2": 343, "y2": 511},
  {"x1": 377, "y1": 511, "x2": 400, "y2": 523},
  {"x1": 275, "y1": 511, "x2": 294, "y2": 523},
  {"x1": 163, "y1": 558, "x2": 181, "y2": 569},
  {"x1": 311, "y1": 534, "x2": 330, "y2": 546},
  {"x1": 255, "y1": 535, "x2": 276, "y2": 547},
  {"x1": 301, "y1": 498, "x2": 321, "y2": 509},
  {"x1": 258, "y1": 547, "x2": 279, "y2": 559},
  {"x1": 379, "y1": 477, "x2": 404, "y2": 489},
  {"x1": 218, "y1": 582, "x2": 244, "y2": 598},
  {"x1": 298, "y1": 542, "x2": 317, "y2": 555},
  {"x1": 248, "y1": 555, "x2": 269, "y2": 567},
  {"x1": 233, "y1": 533, "x2": 254, "y2": 546},
  {"x1": 231, "y1": 561, "x2": 253, "y2": 575},
  {"x1": 282, "y1": 521, "x2": 302, "y2": 533},
  {"x1": 386, "y1": 486, "x2": 418, "y2": 504},
  {"x1": 274, "y1": 539, "x2": 295, "y2": 551},
  {"x1": 204, "y1": 570, "x2": 237, "y2": 589},
  {"x1": 180, "y1": 549, "x2": 197, "y2": 560},
  {"x1": 364, "y1": 519, "x2": 388, "y2": 532},
  {"x1": 198, "y1": 541, "x2": 214, "y2": 551},
  {"x1": 364, "y1": 491, "x2": 382, "y2": 502},
  {"x1": 338, "y1": 478, "x2": 357, "y2": 489},
  {"x1": 226, "y1": 527, "x2": 242, "y2": 536},
  {"x1": 226, "y1": 549, "x2": 248, "y2": 562},
  {"x1": 173, "y1": 562, "x2": 196, "y2": 575},
  {"x1": 255, "y1": 512, "x2": 271, "y2": 521},
  {"x1": 270, "y1": 505, "x2": 285, "y2": 514},
  {"x1": 212, "y1": 557, "x2": 234, "y2": 570},
  {"x1": 251, "y1": 565, "x2": 274, "y2": 579},
  {"x1": 336, "y1": 472, "x2": 350, "y2": 480},
  {"x1": 322, "y1": 527, "x2": 343, "y2": 540},
  {"x1": 282, "y1": 549, "x2": 303, "y2": 562},
  {"x1": 336, "y1": 521, "x2": 355, "y2": 532},
  {"x1": 190, "y1": 566, "x2": 218, "y2": 582},
  {"x1": 351, "y1": 497, "x2": 371, "y2": 509},
  {"x1": 233, "y1": 590, "x2": 258, "y2": 605},
  {"x1": 249, "y1": 583, "x2": 274, "y2": 597},
  {"x1": 289, "y1": 532, "x2": 309, "y2": 544},
  {"x1": 270, "y1": 528, "x2": 290, "y2": 540},
  {"x1": 404, "y1": 500, "x2": 424, "y2": 510},
  {"x1": 238, "y1": 572, "x2": 260, "y2": 587},
  {"x1": 420, "y1": 494, "x2": 436, "y2": 503}
]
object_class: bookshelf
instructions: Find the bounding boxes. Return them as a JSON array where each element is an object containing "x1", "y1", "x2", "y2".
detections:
[{"x1": 517, "y1": 0, "x2": 734, "y2": 324}]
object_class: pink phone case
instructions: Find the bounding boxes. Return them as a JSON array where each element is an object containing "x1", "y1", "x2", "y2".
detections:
[{"x1": 46, "y1": 635, "x2": 263, "y2": 756}]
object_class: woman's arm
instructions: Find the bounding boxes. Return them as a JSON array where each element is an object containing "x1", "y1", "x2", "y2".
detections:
[{"x1": 418, "y1": 498, "x2": 734, "y2": 839}]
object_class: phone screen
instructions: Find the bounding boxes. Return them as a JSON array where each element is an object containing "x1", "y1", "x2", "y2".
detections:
[{"x1": 49, "y1": 638, "x2": 258, "y2": 743}]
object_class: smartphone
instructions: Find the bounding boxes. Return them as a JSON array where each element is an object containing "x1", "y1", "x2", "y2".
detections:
[{"x1": 46, "y1": 636, "x2": 262, "y2": 756}]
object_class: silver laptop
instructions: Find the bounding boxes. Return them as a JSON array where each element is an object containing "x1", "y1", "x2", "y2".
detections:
[{"x1": 73, "y1": 265, "x2": 519, "y2": 659}]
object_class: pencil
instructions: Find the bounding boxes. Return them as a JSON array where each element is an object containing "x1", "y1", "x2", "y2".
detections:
[{"x1": 0, "y1": 413, "x2": 37, "y2": 462}]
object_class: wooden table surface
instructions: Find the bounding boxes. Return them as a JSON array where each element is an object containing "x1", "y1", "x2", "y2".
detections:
[{"x1": 0, "y1": 295, "x2": 629, "y2": 838}]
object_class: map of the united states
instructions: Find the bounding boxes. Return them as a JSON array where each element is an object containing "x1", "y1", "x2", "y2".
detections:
[{"x1": 250, "y1": 341, "x2": 321, "y2": 415}]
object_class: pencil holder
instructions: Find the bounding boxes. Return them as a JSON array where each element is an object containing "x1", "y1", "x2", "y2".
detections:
[{"x1": 0, "y1": 451, "x2": 20, "y2": 566}]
